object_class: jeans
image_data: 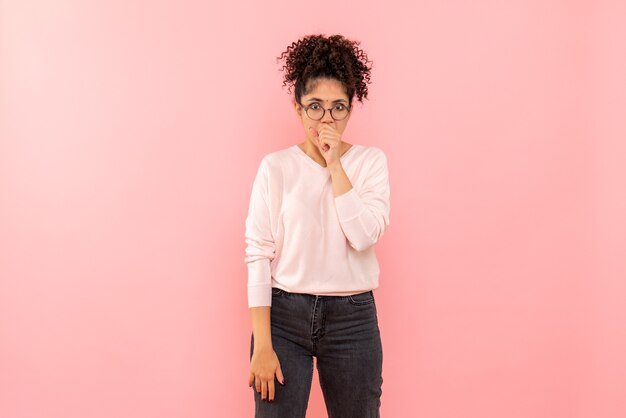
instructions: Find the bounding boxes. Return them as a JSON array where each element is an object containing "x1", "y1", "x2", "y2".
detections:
[{"x1": 249, "y1": 288, "x2": 383, "y2": 418}]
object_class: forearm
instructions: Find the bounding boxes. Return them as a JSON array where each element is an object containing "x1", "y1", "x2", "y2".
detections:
[
  {"x1": 329, "y1": 153, "x2": 391, "y2": 251},
  {"x1": 329, "y1": 160, "x2": 352, "y2": 197},
  {"x1": 249, "y1": 306, "x2": 272, "y2": 351}
]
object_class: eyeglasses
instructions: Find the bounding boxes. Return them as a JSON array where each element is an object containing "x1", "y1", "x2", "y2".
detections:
[{"x1": 299, "y1": 101, "x2": 351, "y2": 121}]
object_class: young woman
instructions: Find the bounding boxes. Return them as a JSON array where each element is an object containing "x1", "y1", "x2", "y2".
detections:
[{"x1": 245, "y1": 33, "x2": 390, "y2": 417}]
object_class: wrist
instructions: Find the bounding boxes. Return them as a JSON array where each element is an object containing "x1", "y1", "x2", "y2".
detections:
[
  {"x1": 252, "y1": 332, "x2": 273, "y2": 351},
  {"x1": 254, "y1": 342, "x2": 273, "y2": 352},
  {"x1": 327, "y1": 161, "x2": 343, "y2": 174}
]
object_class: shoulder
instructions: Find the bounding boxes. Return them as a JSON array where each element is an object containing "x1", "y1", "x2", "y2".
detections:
[
  {"x1": 352, "y1": 144, "x2": 388, "y2": 167},
  {"x1": 263, "y1": 145, "x2": 293, "y2": 163},
  {"x1": 250, "y1": 147, "x2": 295, "y2": 181},
  {"x1": 255, "y1": 145, "x2": 294, "y2": 174},
  {"x1": 367, "y1": 145, "x2": 387, "y2": 160}
]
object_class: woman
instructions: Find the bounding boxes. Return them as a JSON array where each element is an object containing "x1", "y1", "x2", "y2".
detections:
[{"x1": 245, "y1": 33, "x2": 390, "y2": 417}]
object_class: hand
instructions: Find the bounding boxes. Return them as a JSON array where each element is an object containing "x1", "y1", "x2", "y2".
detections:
[
  {"x1": 309, "y1": 124, "x2": 343, "y2": 169},
  {"x1": 248, "y1": 347, "x2": 285, "y2": 402}
]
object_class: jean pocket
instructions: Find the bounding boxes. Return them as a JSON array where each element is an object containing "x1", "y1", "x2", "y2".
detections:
[
  {"x1": 347, "y1": 290, "x2": 374, "y2": 305},
  {"x1": 271, "y1": 287, "x2": 285, "y2": 297}
]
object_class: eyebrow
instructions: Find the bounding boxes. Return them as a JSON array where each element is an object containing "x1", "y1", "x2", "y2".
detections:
[{"x1": 306, "y1": 97, "x2": 348, "y2": 104}]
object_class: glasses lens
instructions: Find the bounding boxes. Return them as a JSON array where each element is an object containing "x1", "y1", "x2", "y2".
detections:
[
  {"x1": 306, "y1": 107, "x2": 324, "y2": 120},
  {"x1": 331, "y1": 106, "x2": 349, "y2": 120}
]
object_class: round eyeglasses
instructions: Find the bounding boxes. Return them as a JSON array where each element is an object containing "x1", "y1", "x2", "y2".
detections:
[{"x1": 299, "y1": 101, "x2": 351, "y2": 121}]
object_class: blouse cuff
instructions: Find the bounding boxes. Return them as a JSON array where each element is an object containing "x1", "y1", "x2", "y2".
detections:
[{"x1": 247, "y1": 259, "x2": 272, "y2": 307}]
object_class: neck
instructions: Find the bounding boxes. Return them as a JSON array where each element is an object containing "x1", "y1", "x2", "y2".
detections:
[{"x1": 301, "y1": 141, "x2": 325, "y2": 164}]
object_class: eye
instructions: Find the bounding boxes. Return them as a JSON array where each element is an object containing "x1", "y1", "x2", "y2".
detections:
[
  {"x1": 334, "y1": 104, "x2": 346, "y2": 110},
  {"x1": 309, "y1": 103, "x2": 321, "y2": 110}
]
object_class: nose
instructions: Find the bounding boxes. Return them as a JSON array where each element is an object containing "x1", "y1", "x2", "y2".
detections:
[{"x1": 320, "y1": 109, "x2": 334, "y2": 123}]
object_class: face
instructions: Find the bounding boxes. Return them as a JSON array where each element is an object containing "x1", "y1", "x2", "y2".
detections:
[{"x1": 294, "y1": 77, "x2": 352, "y2": 145}]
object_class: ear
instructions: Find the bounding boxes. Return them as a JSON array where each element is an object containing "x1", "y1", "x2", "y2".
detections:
[{"x1": 294, "y1": 101, "x2": 304, "y2": 121}]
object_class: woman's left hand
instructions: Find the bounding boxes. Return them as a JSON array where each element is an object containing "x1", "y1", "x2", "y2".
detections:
[{"x1": 310, "y1": 125, "x2": 342, "y2": 169}]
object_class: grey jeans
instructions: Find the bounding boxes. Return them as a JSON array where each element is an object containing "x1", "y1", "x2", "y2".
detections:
[{"x1": 249, "y1": 288, "x2": 383, "y2": 417}]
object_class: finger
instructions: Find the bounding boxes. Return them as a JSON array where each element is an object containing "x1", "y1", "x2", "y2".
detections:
[
  {"x1": 310, "y1": 127, "x2": 323, "y2": 149},
  {"x1": 269, "y1": 380, "x2": 275, "y2": 401},
  {"x1": 319, "y1": 124, "x2": 336, "y2": 134},
  {"x1": 255, "y1": 376, "x2": 261, "y2": 393},
  {"x1": 319, "y1": 137, "x2": 332, "y2": 152},
  {"x1": 316, "y1": 137, "x2": 325, "y2": 151},
  {"x1": 261, "y1": 380, "x2": 267, "y2": 400},
  {"x1": 249, "y1": 372, "x2": 255, "y2": 387},
  {"x1": 276, "y1": 365, "x2": 285, "y2": 385},
  {"x1": 319, "y1": 129, "x2": 337, "y2": 144},
  {"x1": 317, "y1": 127, "x2": 328, "y2": 141}
]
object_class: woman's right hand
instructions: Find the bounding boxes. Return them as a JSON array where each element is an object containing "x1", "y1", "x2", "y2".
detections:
[{"x1": 248, "y1": 347, "x2": 285, "y2": 402}]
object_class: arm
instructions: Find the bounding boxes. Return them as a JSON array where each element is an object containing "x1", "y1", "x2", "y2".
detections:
[
  {"x1": 329, "y1": 149, "x2": 391, "y2": 251},
  {"x1": 329, "y1": 158, "x2": 354, "y2": 197},
  {"x1": 244, "y1": 157, "x2": 274, "y2": 347},
  {"x1": 249, "y1": 306, "x2": 272, "y2": 351},
  {"x1": 245, "y1": 157, "x2": 284, "y2": 400},
  {"x1": 244, "y1": 158, "x2": 275, "y2": 308}
]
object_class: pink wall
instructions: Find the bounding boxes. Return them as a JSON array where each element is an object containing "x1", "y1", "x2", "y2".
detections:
[{"x1": 1, "y1": 1, "x2": 625, "y2": 417}]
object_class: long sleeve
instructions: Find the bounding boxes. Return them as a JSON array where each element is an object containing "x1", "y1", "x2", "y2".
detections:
[
  {"x1": 333, "y1": 149, "x2": 390, "y2": 252},
  {"x1": 244, "y1": 157, "x2": 275, "y2": 307}
]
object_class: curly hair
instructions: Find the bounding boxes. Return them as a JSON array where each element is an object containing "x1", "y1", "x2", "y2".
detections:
[{"x1": 276, "y1": 33, "x2": 373, "y2": 108}]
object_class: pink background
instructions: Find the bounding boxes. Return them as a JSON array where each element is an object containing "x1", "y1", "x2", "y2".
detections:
[{"x1": 1, "y1": 1, "x2": 625, "y2": 417}]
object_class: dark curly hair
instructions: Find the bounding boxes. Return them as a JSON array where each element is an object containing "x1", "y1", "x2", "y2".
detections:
[{"x1": 276, "y1": 33, "x2": 373, "y2": 108}]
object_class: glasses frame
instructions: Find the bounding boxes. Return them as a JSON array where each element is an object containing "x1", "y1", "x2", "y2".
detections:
[{"x1": 298, "y1": 101, "x2": 352, "y2": 121}]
